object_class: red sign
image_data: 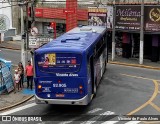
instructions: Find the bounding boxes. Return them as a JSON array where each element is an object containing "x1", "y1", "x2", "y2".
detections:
[
  {"x1": 32, "y1": 7, "x2": 87, "y2": 21},
  {"x1": 35, "y1": 8, "x2": 43, "y2": 17},
  {"x1": 63, "y1": 9, "x2": 75, "y2": 14}
]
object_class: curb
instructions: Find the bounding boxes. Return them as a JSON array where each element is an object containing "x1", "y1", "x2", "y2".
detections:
[
  {"x1": 0, "y1": 95, "x2": 34, "y2": 112},
  {"x1": 109, "y1": 61, "x2": 160, "y2": 70},
  {"x1": 0, "y1": 46, "x2": 20, "y2": 51}
]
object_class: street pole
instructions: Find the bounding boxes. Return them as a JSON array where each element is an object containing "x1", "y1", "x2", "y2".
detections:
[
  {"x1": 21, "y1": 6, "x2": 26, "y2": 68},
  {"x1": 30, "y1": 0, "x2": 35, "y2": 65},
  {"x1": 139, "y1": 0, "x2": 144, "y2": 64},
  {"x1": 112, "y1": 5, "x2": 116, "y2": 61},
  {"x1": 26, "y1": 3, "x2": 29, "y2": 63}
]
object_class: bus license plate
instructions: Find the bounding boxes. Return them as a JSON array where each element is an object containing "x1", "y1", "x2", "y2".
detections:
[{"x1": 56, "y1": 94, "x2": 65, "y2": 97}]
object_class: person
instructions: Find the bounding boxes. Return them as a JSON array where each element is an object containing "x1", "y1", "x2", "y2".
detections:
[
  {"x1": 25, "y1": 60, "x2": 34, "y2": 90},
  {"x1": 45, "y1": 57, "x2": 49, "y2": 64},
  {"x1": 17, "y1": 62, "x2": 24, "y2": 89},
  {"x1": 43, "y1": 57, "x2": 49, "y2": 67},
  {"x1": 14, "y1": 70, "x2": 21, "y2": 93}
]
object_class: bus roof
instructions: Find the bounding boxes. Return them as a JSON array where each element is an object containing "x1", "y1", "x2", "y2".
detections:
[{"x1": 36, "y1": 26, "x2": 106, "y2": 53}]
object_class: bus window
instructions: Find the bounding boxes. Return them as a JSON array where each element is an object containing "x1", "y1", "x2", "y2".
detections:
[{"x1": 36, "y1": 53, "x2": 82, "y2": 73}]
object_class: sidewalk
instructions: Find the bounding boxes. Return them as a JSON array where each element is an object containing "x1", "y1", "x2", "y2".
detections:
[
  {"x1": 0, "y1": 53, "x2": 34, "y2": 112},
  {"x1": 0, "y1": 88, "x2": 34, "y2": 112},
  {"x1": 108, "y1": 55, "x2": 160, "y2": 70},
  {"x1": 0, "y1": 41, "x2": 21, "y2": 50}
]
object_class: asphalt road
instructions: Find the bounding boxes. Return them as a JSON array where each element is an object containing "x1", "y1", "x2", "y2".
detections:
[{"x1": 1, "y1": 64, "x2": 160, "y2": 124}]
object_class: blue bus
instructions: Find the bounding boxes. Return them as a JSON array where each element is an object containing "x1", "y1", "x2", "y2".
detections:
[{"x1": 34, "y1": 26, "x2": 108, "y2": 105}]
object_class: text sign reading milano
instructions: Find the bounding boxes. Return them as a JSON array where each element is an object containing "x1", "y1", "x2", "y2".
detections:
[{"x1": 115, "y1": 6, "x2": 141, "y2": 30}]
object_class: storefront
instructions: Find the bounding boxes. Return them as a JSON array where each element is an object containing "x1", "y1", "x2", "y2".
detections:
[{"x1": 114, "y1": 5, "x2": 160, "y2": 62}]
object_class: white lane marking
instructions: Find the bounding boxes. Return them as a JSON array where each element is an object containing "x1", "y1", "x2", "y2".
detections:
[
  {"x1": 0, "y1": 103, "x2": 37, "y2": 115},
  {"x1": 125, "y1": 121, "x2": 141, "y2": 124},
  {"x1": 101, "y1": 121, "x2": 119, "y2": 124},
  {"x1": 100, "y1": 111, "x2": 115, "y2": 115},
  {"x1": 80, "y1": 121, "x2": 96, "y2": 124},
  {"x1": 59, "y1": 121, "x2": 73, "y2": 124},
  {"x1": 87, "y1": 108, "x2": 103, "y2": 114},
  {"x1": 59, "y1": 108, "x2": 103, "y2": 124},
  {"x1": 37, "y1": 122, "x2": 46, "y2": 124},
  {"x1": 80, "y1": 111, "x2": 116, "y2": 124}
]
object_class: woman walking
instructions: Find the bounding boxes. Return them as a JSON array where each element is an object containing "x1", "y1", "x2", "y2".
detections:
[{"x1": 17, "y1": 62, "x2": 24, "y2": 89}]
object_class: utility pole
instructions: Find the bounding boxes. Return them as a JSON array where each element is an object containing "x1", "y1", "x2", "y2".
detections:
[
  {"x1": 30, "y1": 0, "x2": 36, "y2": 65},
  {"x1": 112, "y1": 5, "x2": 116, "y2": 61},
  {"x1": 26, "y1": 2, "x2": 29, "y2": 63},
  {"x1": 20, "y1": 4, "x2": 26, "y2": 68},
  {"x1": 139, "y1": 0, "x2": 144, "y2": 64}
]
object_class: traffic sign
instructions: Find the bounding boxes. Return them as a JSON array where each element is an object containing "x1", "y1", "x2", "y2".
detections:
[
  {"x1": 29, "y1": 36, "x2": 38, "y2": 48},
  {"x1": 30, "y1": 27, "x2": 38, "y2": 36}
]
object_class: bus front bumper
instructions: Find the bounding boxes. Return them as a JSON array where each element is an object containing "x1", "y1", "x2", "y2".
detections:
[{"x1": 35, "y1": 95, "x2": 90, "y2": 105}]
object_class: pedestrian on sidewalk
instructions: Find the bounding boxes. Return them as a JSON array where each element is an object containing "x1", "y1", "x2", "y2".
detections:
[
  {"x1": 14, "y1": 70, "x2": 21, "y2": 93},
  {"x1": 25, "y1": 60, "x2": 34, "y2": 90},
  {"x1": 17, "y1": 62, "x2": 24, "y2": 89}
]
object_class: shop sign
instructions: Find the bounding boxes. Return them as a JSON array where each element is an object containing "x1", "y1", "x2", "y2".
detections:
[
  {"x1": 106, "y1": 6, "x2": 113, "y2": 29},
  {"x1": 115, "y1": 6, "x2": 141, "y2": 30},
  {"x1": 88, "y1": 7, "x2": 107, "y2": 27},
  {"x1": 35, "y1": 8, "x2": 43, "y2": 17},
  {"x1": 144, "y1": 6, "x2": 160, "y2": 32}
]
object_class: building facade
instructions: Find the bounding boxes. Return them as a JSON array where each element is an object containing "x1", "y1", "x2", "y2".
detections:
[{"x1": 11, "y1": 0, "x2": 160, "y2": 63}]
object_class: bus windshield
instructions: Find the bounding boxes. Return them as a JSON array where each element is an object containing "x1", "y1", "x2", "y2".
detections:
[{"x1": 36, "y1": 53, "x2": 82, "y2": 73}]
